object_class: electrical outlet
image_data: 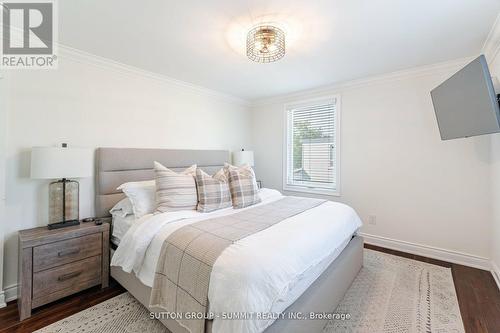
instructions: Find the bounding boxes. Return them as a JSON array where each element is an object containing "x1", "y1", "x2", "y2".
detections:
[{"x1": 368, "y1": 215, "x2": 377, "y2": 225}]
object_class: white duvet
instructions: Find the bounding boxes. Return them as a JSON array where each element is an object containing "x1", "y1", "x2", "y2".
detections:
[{"x1": 111, "y1": 189, "x2": 362, "y2": 333}]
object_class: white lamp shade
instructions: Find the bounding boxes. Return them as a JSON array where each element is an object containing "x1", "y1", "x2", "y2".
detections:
[
  {"x1": 31, "y1": 147, "x2": 93, "y2": 179},
  {"x1": 233, "y1": 150, "x2": 254, "y2": 167}
]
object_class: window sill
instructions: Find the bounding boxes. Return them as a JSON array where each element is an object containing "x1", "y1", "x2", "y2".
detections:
[{"x1": 283, "y1": 185, "x2": 341, "y2": 197}]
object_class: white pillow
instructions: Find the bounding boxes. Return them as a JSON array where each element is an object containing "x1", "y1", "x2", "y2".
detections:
[
  {"x1": 117, "y1": 180, "x2": 155, "y2": 218},
  {"x1": 109, "y1": 198, "x2": 134, "y2": 218},
  {"x1": 154, "y1": 162, "x2": 198, "y2": 213}
]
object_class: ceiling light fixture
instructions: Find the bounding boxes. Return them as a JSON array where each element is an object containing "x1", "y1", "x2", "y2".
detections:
[{"x1": 246, "y1": 25, "x2": 285, "y2": 63}]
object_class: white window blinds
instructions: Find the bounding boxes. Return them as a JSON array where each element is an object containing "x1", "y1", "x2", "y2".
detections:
[{"x1": 285, "y1": 97, "x2": 339, "y2": 194}]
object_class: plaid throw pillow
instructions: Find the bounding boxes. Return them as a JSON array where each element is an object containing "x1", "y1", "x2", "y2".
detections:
[
  {"x1": 195, "y1": 168, "x2": 232, "y2": 213},
  {"x1": 154, "y1": 162, "x2": 198, "y2": 213},
  {"x1": 225, "y1": 163, "x2": 261, "y2": 209}
]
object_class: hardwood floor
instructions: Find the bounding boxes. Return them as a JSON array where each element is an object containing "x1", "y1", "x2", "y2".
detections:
[
  {"x1": 0, "y1": 245, "x2": 498, "y2": 333},
  {"x1": 0, "y1": 279, "x2": 125, "y2": 333}
]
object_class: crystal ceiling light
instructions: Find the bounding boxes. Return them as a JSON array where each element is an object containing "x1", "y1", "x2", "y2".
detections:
[{"x1": 246, "y1": 25, "x2": 285, "y2": 63}]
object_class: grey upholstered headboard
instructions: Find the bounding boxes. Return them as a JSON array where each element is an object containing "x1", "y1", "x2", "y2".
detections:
[{"x1": 95, "y1": 147, "x2": 229, "y2": 217}]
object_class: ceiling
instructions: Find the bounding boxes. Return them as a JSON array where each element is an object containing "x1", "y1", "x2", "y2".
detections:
[{"x1": 58, "y1": 0, "x2": 500, "y2": 101}]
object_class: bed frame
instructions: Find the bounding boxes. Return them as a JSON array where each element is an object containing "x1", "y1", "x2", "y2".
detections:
[{"x1": 96, "y1": 147, "x2": 363, "y2": 333}]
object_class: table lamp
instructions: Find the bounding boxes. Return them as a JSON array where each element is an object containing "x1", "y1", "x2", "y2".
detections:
[
  {"x1": 30, "y1": 144, "x2": 93, "y2": 229},
  {"x1": 232, "y1": 149, "x2": 254, "y2": 167}
]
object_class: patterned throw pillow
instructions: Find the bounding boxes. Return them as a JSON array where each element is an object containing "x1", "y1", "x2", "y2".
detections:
[
  {"x1": 225, "y1": 163, "x2": 261, "y2": 209},
  {"x1": 154, "y1": 161, "x2": 198, "y2": 213},
  {"x1": 195, "y1": 168, "x2": 232, "y2": 213}
]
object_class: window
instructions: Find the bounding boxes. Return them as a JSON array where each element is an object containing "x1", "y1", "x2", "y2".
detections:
[{"x1": 283, "y1": 96, "x2": 340, "y2": 196}]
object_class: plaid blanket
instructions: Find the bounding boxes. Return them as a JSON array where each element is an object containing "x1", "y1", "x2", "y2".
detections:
[{"x1": 149, "y1": 196, "x2": 325, "y2": 333}]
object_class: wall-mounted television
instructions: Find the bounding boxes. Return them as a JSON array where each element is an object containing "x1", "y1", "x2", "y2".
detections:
[{"x1": 430, "y1": 55, "x2": 500, "y2": 140}]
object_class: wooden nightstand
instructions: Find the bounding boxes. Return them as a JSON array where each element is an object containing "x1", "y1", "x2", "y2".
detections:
[{"x1": 18, "y1": 222, "x2": 109, "y2": 320}]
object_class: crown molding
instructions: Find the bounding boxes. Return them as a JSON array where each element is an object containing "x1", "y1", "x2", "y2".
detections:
[
  {"x1": 251, "y1": 57, "x2": 472, "y2": 107},
  {"x1": 57, "y1": 44, "x2": 472, "y2": 109},
  {"x1": 482, "y1": 13, "x2": 500, "y2": 64},
  {"x1": 58, "y1": 45, "x2": 251, "y2": 107}
]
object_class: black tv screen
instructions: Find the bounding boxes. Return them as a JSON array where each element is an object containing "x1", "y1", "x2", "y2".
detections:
[{"x1": 430, "y1": 55, "x2": 500, "y2": 140}]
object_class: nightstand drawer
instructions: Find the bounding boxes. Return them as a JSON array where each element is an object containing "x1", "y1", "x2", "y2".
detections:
[
  {"x1": 32, "y1": 256, "x2": 102, "y2": 307},
  {"x1": 33, "y1": 233, "x2": 102, "y2": 272}
]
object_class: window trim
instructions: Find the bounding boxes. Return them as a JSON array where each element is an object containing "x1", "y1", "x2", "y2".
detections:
[{"x1": 282, "y1": 95, "x2": 341, "y2": 197}]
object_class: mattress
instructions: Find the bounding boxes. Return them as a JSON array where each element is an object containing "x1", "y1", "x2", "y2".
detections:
[
  {"x1": 111, "y1": 214, "x2": 137, "y2": 245},
  {"x1": 111, "y1": 188, "x2": 363, "y2": 333}
]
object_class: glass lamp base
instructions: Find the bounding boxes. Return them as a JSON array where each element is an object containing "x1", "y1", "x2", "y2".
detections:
[{"x1": 48, "y1": 179, "x2": 79, "y2": 225}]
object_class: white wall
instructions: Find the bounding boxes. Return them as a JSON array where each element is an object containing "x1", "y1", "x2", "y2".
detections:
[
  {"x1": 491, "y1": 132, "x2": 500, "y2": 280},
  {"x1": 487, "y1": 46, "x2": 500, "y2": 283},
  {"x1": 2, "y1": 50, "x2": 251, "y2": 295},
  {"x1": 0, "y1": 73, "x2": 7, "y2": 307},
  {"x1": 483, "y1": 13, "x2": 500, "y2": 285},
  {"x1": 251, "y1": 61, "x2": 493, "y2": 262}
]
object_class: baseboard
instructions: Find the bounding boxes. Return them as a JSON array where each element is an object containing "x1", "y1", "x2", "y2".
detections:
[
  {"x1": 2, "y1": 238, "x2": 498, "y2": 303},
  {"x1": 359, "y1": 232, "x2": 491, "y2": 271},
  {"x1": 492, "y1": 261, "x2": 500, "y2": 291},
  {"x1": 0, "y1": 290, "x2": 5, "y2": 308},
  {"x1": 4, "y1": 284, "x2": 18, "y2": 303}
]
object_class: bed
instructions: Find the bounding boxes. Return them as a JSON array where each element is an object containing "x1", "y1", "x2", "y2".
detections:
[{"x1": 96, "y1": 147, "x2": 364, "y2": 333}]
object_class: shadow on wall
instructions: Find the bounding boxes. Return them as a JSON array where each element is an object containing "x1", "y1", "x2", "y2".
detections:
[
  {"x1": 17, "y1": 149, "x2": 30, "y2": 178},
  {"x1": 14, "y1": 149, "x2": 49, "y2": 221},
  {"x1": 471, "y1": 135, "x2": 493, "y2": 163},
  {"x1": 489, "y1": 133, "x2": 500, "y2": 163},
  {"x1": 3, "y1": 148, "x2": 51, "y2": 291}
]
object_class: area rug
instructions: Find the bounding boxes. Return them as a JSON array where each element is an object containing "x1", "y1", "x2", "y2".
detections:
[
  {"x1": 323, "y1": 250, "x2": 465, "y2": 333},
  {"x1": 35, "y1": 249, "x2": 465, "y2": 333}
]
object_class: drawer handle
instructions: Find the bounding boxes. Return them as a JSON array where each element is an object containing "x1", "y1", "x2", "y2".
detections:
[
  {"x1": 57, "y1": 249, "x2": 80, "y2": 257},
  {"x1": 57, "y1": 271, "x2": 82, "y2": 281}
]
